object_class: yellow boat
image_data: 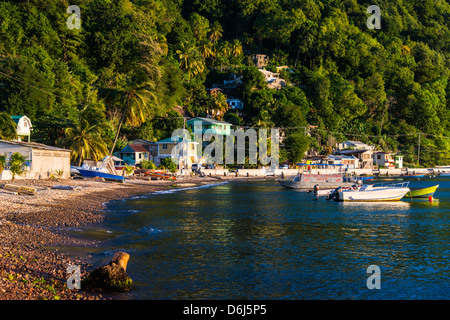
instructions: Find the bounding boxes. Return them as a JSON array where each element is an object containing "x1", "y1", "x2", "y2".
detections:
[{"x1": 404, "y1": 185, "x2": 439, "y2": 198}]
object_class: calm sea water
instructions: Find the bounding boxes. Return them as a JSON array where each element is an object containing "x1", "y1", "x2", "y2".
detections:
[{"x1": 82, "y1": 177, "x2": 449, "y2": 300}]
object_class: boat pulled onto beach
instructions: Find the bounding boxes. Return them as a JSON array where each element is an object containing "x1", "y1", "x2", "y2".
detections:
[{"x1": 71, "y1": 156, "x2": 125, "y2": 183}]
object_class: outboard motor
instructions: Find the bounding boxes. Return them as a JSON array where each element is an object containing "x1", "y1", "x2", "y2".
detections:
[{"x1": 326, "y1": 187, "x2": 341, "y2": 201}]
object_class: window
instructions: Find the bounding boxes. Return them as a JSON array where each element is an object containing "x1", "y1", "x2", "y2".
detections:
[{"x1": 162, "y1": 144, "x2": 168, "y2": 150}]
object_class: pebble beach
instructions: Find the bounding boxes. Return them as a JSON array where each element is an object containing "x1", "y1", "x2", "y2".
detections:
[{"x1": 0, "y1": 174, "x2": 272, "y2": 300}]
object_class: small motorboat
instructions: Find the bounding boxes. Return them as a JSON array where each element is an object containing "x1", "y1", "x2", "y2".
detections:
[
  {"x1": 402, "y1": 174, "x2": 425, "y2": 179},
  {"x1": 438, "y1": 173, "x2": 450, "y2": 177},
  {"x1": 404, "y1": 185, "x2": 439, "y2": 198},
  {"x1": 329, "y1": 182, "x2": 410, "y2": 202},
  {"x1": 72, "y1": 156, "x2": 125, "y2": 183}
]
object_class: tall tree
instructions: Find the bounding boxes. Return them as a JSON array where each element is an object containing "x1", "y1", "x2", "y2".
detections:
[
  {"x1": 110, "y1": 71, "x2": 157, "y2": 155},
  {"x1": 0, "y1": 112, "x2": 17, "y2": 140},
  {"x1": 64, "y1": 107, "x2": 110, "y2": 166}
]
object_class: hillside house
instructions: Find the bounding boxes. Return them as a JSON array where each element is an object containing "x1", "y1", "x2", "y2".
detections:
[
  {"x1": 258, "y1": 69, "x2": 287, "y2": 90},
  {"x1": 226, "y1": 98, "x2": 244, "y2": 110},
  {"x1": 251, "y1": 54, "x2": 269, "y2": 69},
  {"x1": 11, "y1": 115, "x2": 32, "y2": 142},
  {"x1": 187, "y1": 117, "x2": 232, "y2": 136},
  {"x1": 337, "y1": 140, "x2": 375, "y2": 151},
  {"x1": 206, "y1": 87, "x2": 223, "y2": 97}
]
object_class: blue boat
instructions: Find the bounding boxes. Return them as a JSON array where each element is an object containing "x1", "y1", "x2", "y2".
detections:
[
  {"x1": 75, "y1": 167, "x2": 124, "y2": 182},
  {"x1": 344, "y1": 176, "x2": 373, "y2": 182},
  {"x1": 402, "y1": 174, "x2": 425, "y2": 179},
  {"x1": 71, "y1": 156, "x2": 125, "y2": 183}
]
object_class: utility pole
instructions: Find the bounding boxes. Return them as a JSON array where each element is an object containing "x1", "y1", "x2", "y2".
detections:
[
  {"x1": 183, "y1": 117, "x2": 187, "y2": 173},
  {"x1": 417, "y1": 133, "x2": 421, "y2": 166}
]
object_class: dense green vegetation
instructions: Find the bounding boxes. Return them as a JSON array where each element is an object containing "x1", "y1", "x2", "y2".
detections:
[{"x1": 0, "y1": 0, "x2": 449, "y2": 167}]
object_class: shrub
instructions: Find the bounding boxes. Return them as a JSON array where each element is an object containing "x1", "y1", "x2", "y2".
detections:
[
  {"x1": 159, "y1": 157, "x2": 177, "y2": 173},
  {"x1": 140, "y1": 159, "x2": 156, "y2": 170},
  {"x1": 9, "y1": 152, "x2": 27, "y2": 180}
]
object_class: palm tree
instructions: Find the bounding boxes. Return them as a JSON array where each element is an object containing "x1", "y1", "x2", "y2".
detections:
[
  {"x1": 0, "y1": 154, "x2": 6, "y2": 176},
  {"x1": 209, "y1": 22, "x2": 223, "y2": 43},
  {"x1": 213, "y1": 92, "x2": 229, "y2": 119},
  {"x1": 109, "y1": 72, "x2": 156, "y2": 155},
  {"x1": 0, "y1": 112, "x2": 17, "y2": 140},
  {"x1": 252, "y1": 110, "x2": 274, "y2": 128},
  {"x1": 176, "y1": 43, "x2": 205, "y2": 79},
  {"x1": 65, "y1": 107, "x2": 110, "y2": 166},
  {"x1": 231, "y1": 39, "x2": 243, "y2": 57},
  {"x1": 198, "y1": 40, "x2": 213, "y2": 59},
  {"x1": 9, "y1": 152, "x2": 26, "y2": 180}
]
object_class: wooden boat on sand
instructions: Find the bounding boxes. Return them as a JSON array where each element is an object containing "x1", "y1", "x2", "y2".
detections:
[{"x1": 134, "y1": 169, "x2": 176, "y2": 180}]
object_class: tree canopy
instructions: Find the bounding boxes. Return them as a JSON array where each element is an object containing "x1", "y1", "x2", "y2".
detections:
[{"x1": 0, "y1": 0, "x2": 449, "y2": 166}]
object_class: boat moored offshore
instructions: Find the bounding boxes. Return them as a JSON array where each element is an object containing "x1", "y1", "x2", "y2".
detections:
[
  {"x1": 278, "y1": 163, "x2": 360, "y2": 189},
  {"x1": 329, "y1": 182, "x2": 410, "y2": 202}
]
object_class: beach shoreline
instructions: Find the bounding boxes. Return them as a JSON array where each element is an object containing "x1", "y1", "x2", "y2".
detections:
[{"x1": 0, "y1": 174, "x2": 276, "y2": 300}]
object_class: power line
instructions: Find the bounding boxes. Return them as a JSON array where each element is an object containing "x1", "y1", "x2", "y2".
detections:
[
  {"x1": 0, "y1": 68, "x2": 74, "y2": 103},
  {"x1": 1, "y1": 67, "x2": 450, "y2": 143}
]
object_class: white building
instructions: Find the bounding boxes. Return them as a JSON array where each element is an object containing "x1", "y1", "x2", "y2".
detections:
[
  {"x1": 258, "y1": 69, "x2": 287, "y2": 90},
  {"x1": 373, "y1": 152, "x2": 395, "y2": 168},
  {"x1": 327, "y1": 154, "x2": 359, "y2": 169},
  {"x1": 11, "y1": 115, "x2": 32, "y2": 142},
  {"x1": 337, "y1": 140, "x2": 375, "y2": 151},
  {"x1": 0, "y1": 140, "x2": 71, "y2": 180},
  {"x1": 226, "y1": 98, "x2": 244, "y2": 110}
]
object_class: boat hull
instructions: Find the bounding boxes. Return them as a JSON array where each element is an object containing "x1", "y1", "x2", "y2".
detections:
[
  {"x1": 405, "y1": 185, "x2": 438, "y2": 198},
  {"x1": 402, "y1": 174, "x2": 425, "y2": 179},
  {"x1": 278, "y1": 180, "x2": 355, "y2": 189},
  {"x1": 337, "y1": 187, "x2": 410, "y2": 202},
  {"x1": 76, "y1": 168, "x2": 125, "y2": 182}
]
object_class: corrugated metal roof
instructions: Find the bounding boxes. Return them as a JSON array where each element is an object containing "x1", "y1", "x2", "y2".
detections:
[{"x1": 0, "y1": 139, "x2": 71, "y2": 152}]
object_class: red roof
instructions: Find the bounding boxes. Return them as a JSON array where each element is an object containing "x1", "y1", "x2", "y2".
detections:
[{"x1": 129, "y1": 144, "x2": 149, "y2": 153}]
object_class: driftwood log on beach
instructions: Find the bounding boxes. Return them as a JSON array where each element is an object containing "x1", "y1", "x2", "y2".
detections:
[{"x1": 82, "y1": 252, "x2": 133, "y2": 293}]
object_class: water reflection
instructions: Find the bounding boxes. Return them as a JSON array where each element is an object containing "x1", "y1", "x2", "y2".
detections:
[
  {"x1": 340, "y1": 200, "x2": 411, "y2": 211},
  {"x1": 88, "y1": 179, "x2": 450, "y2": 299}
]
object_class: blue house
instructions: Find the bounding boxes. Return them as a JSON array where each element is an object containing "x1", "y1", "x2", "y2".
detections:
[{"x1": 116, "y1": 144, "x2": 151, "y2": 166}]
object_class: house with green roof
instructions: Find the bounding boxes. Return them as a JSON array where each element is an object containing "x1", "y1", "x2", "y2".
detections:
[
  {"x1": 11, "y1": 115, "x2": 32, "y2": 142},
  {"x1": 187, "y1": 117, "x2": 232, "y2": 136}
]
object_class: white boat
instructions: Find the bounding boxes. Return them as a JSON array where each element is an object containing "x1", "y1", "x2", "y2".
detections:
[
  {"x1": 279, "y1": 163, "x2": 360, "y2": 189},
  {"x1": 312, "y1": 185, "x2": 353, "y2": 197},
  {"x1": 330, "y1": 182, "x2": 410, "y2": 202}
]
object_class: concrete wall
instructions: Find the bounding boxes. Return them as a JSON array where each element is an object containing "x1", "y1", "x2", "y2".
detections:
[
  {"x1": 31, "y1": 149, "x2": 71, "y2": 179},
  {"x1": 201, "y1": 169, "x2": 229, "y2": 176}
]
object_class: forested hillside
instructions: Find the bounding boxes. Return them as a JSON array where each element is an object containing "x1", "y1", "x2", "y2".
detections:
[{"x1": 0, "y1": 0, "x2": 449, "y2": 166}]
